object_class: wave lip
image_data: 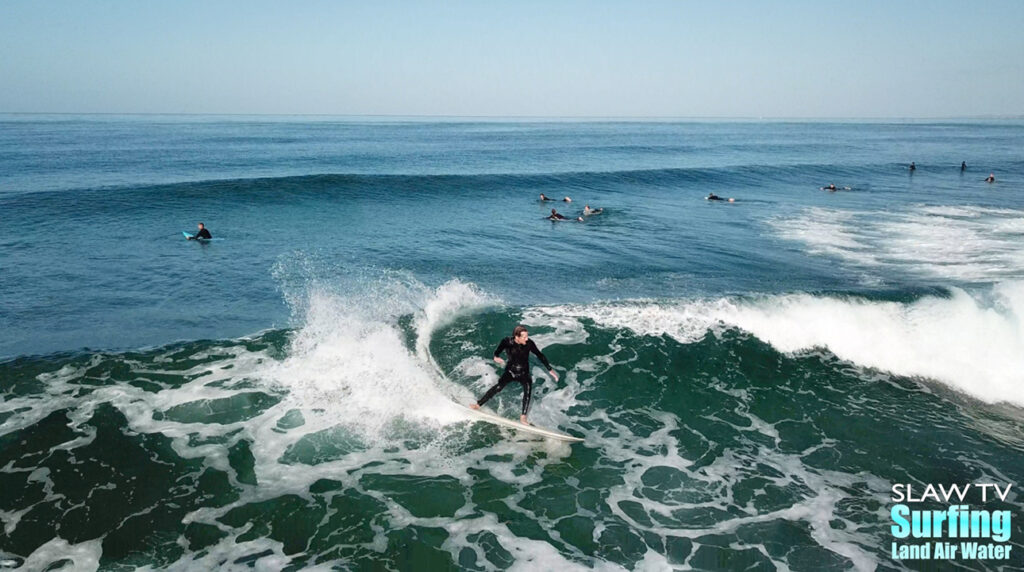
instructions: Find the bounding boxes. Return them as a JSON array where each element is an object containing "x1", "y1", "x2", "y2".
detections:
[{"x1": 542, "y1": 282, "x2": 1024, "y2": 407}]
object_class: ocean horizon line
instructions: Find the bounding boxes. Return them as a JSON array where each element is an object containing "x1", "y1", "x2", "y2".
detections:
[{"x1": 2, "y1": 111, "x2": 1023, "y2": 123}]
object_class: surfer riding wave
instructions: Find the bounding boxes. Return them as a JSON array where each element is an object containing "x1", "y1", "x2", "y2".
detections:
[{"x1": 471, "y1": 325, "x2": 559, "y2": 424}]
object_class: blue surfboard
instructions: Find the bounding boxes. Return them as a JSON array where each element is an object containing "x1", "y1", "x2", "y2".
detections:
[{"x1": 183, "y1": 231, "x2": 220, "y2": 241}]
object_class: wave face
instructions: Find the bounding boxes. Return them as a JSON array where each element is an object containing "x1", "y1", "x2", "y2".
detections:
[
  {"x1": 545, "y1": 283, "x2": 1024, "y2": 405},
  {"x1": 2, "y1": 279, "x2": 1023, "y2": 570},
  {"x1": 3, "y1": 118, "x2": 1024, "y2": 569}
]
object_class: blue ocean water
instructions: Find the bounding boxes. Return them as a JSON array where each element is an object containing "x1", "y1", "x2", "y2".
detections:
[
  {"x1": 4, "y1": 116, "x2": 1022, "y2": 358},
  {"x1": 1, "y1": 116, "x2": 1023, "y2": 570}
]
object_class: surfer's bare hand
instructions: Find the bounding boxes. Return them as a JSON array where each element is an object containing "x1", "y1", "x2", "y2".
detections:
[
  {"x1": 549, "y1": 369, "x2": 559, "y2": 381},
  {"x1": 494, "y1": 357, "x2": 505, "y2": 366}
]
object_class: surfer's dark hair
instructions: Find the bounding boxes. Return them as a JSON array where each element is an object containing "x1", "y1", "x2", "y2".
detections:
[{"x1": 512, "y1": 325, "x2": 528, "y2": 339}]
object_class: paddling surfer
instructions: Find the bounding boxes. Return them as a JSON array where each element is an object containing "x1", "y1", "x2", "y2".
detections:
[
  {"x1": 548, "y1": 208, "x2": 583, "y2": 222},
  {"x1": 471, "y1": 325, "x2": 559, "y2": 424},
  {"x1": 188, "y1": 222, "x2": 212, "y2": 240}
]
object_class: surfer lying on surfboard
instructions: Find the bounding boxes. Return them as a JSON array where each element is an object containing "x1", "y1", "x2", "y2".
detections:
[
  {"x1": 470, "y1": 325, "x2": 559, "y2": 425},
  {"x1": 548, "y1": 209, "x2": 584, "y2": 222}
]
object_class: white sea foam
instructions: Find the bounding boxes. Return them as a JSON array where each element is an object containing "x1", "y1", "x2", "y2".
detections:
[
  {"x1": 771, "y1": 204, "x2": 1024, "y2": 282},
  {"x1": 10, "y1": 273, "x2": 994, "y2": 570},
  {"x1": 265, "y1": 287, "x2": 458, "y2": 435},
  {"x1": 171, "y1": 277, "x2": 597, "y2": 569},
  {"x1": 18, "y1": 537, "x2": 103, "y2": 572},
  {"x1": 0, "y1": 276, "x2": 534, "y2": 569},
  {"x1": 505, "y1": 311, "x2": 887, "y2": 570},
  {"x1": 539, "y1": 281, "x2": 1024, "y2": 407}
]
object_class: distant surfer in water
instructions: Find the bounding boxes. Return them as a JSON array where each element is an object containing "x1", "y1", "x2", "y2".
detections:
[
  {"x1": 187, "y1": 222, "x2": 212, "y2": 240},
  {"x1": 471, "y1": 325, "x2": 559, "y2": 424},
  {"x1": 549, "y1": 208, "x2": 583, "y2": 222},
  {"x1": 583, "y1": 204, "x2": 603, "y2": 216},
  {"x1": 819, "y1": 183, "x2": 850, "y2": 191},
  {"x1": 909, "y1": 162, "x2": 916, "y2": 172},
  {"x1": 961, "y1": 161, "x2": 967, "y2": 172},
  {"x1": 539, "y1": 194, "x2": 571, "y2": 203},
  {"x1": 706, "y1": 193, "x2": 735, "y2": 202},
  {"x1": 985, "y1": 173, "x2": 995, "y2": 183}
]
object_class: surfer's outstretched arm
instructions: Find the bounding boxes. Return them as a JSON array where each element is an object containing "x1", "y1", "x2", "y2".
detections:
[
  {"x1": 528, "y1": 341, "x2": 559, "y2": 381},
  {"x1": 527, "y1": 340, "x2": 551, "y2": 369}
]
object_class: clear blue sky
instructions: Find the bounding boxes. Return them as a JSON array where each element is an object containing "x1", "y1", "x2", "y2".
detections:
[{"x1": 2, "y1": 0, "x2": 1022, "y2": 117}]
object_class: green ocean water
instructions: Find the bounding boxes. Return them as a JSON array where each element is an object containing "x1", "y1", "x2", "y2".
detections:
[{"x1": 2, "y1": 287, "x2": 1022, "y2": 570}]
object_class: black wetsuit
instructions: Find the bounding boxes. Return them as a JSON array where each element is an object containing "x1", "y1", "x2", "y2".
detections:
[
  {"x1": 476, "y1": 337, "x2": 553, "y2": 415},
  {"x1": 549, "y1": 213, "x2": 567, "y2": 220},
  {"x1": 194, "y1": 228, "x2": 212, "y2": 239}
]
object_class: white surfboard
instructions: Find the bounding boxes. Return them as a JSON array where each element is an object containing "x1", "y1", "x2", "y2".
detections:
[{"x1": 459, "y1": 405, "x2": 583, "y2": 443}]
